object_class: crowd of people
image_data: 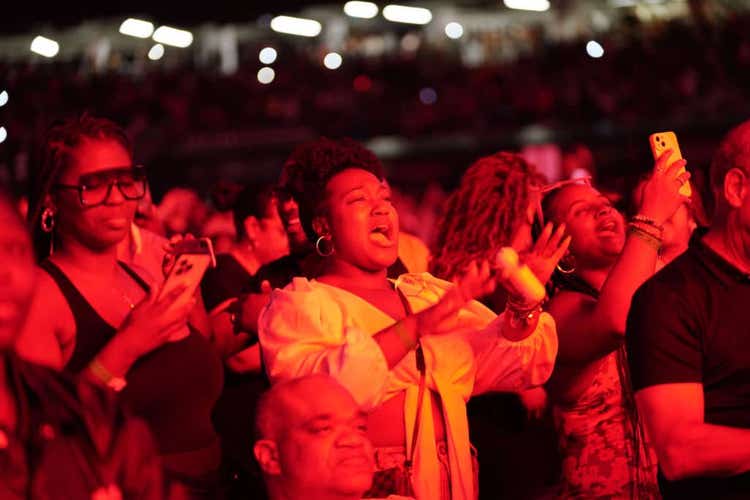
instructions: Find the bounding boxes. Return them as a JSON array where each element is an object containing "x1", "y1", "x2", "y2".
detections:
[
  {"x1": 2, "y1": 109, "x2": 750, "y2": 500},
  {"x1": 3, "y1": 11, "x2": 750, "y2": 163}
]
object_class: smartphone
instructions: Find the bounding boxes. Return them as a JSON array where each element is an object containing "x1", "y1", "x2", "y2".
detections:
[
  {"x1": 649, "y1": 131, "x2": 692, "y2": 197},
  {"x1": 158, "y1": 238, "x2": 216, "y2": 311}
]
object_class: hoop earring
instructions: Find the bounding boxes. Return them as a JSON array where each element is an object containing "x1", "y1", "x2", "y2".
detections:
[
  {"x1": 556, "y1": 255, "x2": 576, "y2": 275},
  {"x1": 315, "y1": 235, "x2": 334, "y2": 257},
  {"x1": 41, "y1": 207, "x2": 56, "y2": 233}
]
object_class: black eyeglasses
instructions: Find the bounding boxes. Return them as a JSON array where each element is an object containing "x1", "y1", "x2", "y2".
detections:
[{"x1": 55, "y1": 166, "x2": 147, "y2": 207}]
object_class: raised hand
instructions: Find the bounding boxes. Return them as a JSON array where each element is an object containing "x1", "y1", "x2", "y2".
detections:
[
  {"x1": 523, "y1": 222, "x2": 571, "y2": 286},
  {"x1": 638, "y1": 149, "x2": 691, "y2": 225},
  {"x1": 417, "y1": 260, "x2": 495, "y2": 337}
]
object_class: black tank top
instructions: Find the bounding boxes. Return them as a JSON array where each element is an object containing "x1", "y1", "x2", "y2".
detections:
[{"x1": 40, "y1": 260, "x2": 224, "y2": 459}]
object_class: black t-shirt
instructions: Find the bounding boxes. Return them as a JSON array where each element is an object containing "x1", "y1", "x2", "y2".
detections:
[
  {"x1": 201, "y1": 253, "x2": 253, "y2": 312},
  {"x1": 626, "y1": 231, "x2": 750, "y2": 499}
]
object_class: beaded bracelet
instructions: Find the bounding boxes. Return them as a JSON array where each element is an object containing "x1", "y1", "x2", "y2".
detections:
[
  {"x1": 631, "y1": 215, "x2": 665, "y2": 233},
  {"x1": 629, "y1": 220, "x2": 663, "y2": 240},
  {"x1": 627, "y1": 224, "x2": 662, "y2": 251}
]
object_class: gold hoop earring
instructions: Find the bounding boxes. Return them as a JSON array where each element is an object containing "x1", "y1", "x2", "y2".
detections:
[
  {"x1": 41, "y1": 207, "x2": 56, "y2": 233},
  {"x1": 556, "y1": 255, "x2": 576, "y2": 275},
  {"x1": 315, "y1": 235, "x2": 334, "y2": 257}
]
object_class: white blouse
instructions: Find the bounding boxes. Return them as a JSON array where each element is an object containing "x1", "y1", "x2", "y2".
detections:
[{"x1": 258, "y1": 272, "x2": 557, "y2": 500}]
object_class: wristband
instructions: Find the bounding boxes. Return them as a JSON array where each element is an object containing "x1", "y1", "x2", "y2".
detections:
[
  {"x1": 631, "y1": 215, "x2": 665, "y2": 234},
  {"x1": 89, "y1": 358, "x2": 127, "y2": 392},
  {"x1": 506, "y1": 303, "x2": 543, "y2": 329}
]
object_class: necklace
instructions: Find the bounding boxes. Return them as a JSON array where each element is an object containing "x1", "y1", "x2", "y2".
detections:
[
  {"x1": 116, "y1": 264, "x2": 138, "y2": 310},
  {"x1": 120, "y1": 291, "x2": 136, "y2": 310}
]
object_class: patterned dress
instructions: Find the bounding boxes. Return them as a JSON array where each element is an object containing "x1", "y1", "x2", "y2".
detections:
[{"x1": 553, "y1": 350, "x2": 660, "y2": 499}]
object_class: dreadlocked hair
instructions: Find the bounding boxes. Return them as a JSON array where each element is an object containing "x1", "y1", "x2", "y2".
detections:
[
  {"x1": 431, "y1": 152, "x2": 542, "y2": 280},
  {"x1": 27, "y1": 113, "x2": 131, "y2": 261},
  {"x1": 277, "y1": 137, "x2": 384, "y2": 243}
]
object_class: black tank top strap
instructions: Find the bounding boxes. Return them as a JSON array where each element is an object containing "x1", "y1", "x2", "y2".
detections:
[
  {"x1": 39, "y1": 260, "x2": 117, "y2": 373},
  {"x1": 39, "y1": 260, "x2": 95, "y2": 321},
  {"x1": 117, "y1": 261, "x2": 151, "y2": 293}
]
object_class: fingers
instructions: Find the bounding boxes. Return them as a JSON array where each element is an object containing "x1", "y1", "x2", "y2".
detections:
[
  {"x1": 654, "y1": 149, "x2": 674, "y2": 173},
  {"x1": 550, "y1": 236, "x2": 572, "y2": 267},
  {"x1": 260, "y1": 280, "x2": 272, "y2": 294},
  {"x1": 546, "y1": 223, "x2": 567, "y2": 255},
  {"x1": 533, "y1": 223, "x2": 553, "y2": 253},
  {"x1": 154, "y1": 284, "x2": 189, "y2": 309},
  {"x1": 664, "y1": 158, "x2": 687, "y2": 179},
  {"x1": 676, "y1": 171, "x2": 691, "y2": 187}
]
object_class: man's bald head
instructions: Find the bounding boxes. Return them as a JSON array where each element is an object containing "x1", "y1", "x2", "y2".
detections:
[
  {"x1": 255, "y1": 374, "x2": 358, "y2": 441},
  {"x1": 253, "y1": 375, "x2": 375, "y2": 500}
]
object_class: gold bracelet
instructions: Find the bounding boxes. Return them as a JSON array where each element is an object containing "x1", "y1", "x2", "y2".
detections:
[
  {"x1": 627, "y1": 224, "x2": 662, "y2": 251},
  {"x1": 628, "y1": 220, "x2": 663, "y2": 240},
  {"x1": 393, "y1": 320, "x2": 417, "y2": 351},
  {"x1": 507, "y1": 303, "x2": 543, "y2": 329}
]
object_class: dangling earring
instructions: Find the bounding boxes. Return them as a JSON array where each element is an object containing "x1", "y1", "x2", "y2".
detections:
[
  {"x1": 41, "y1": 207, "x2": 56, "y2": 233},
  {"x1": 556, "y1": 253, "x2": 576, "y2": 275},
  {"x1": 41, "y1": 206, "x2": 56, "y2": 255},
  {"x1": 315, "y1": 235, "x2": 334, "y2": 257}
]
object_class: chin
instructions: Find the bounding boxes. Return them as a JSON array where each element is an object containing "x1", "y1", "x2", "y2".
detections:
[
  {"x1": 335, "y1": 473, "x2": 374, "y2": 493},
  {"x1": 372, "y1": 254, "x2": 399, "y2": 271}
]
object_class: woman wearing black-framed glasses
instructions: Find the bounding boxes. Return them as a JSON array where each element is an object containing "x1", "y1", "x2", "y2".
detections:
[{"x1": 18, "y1": 114, "x2": 224, "y2": 499}]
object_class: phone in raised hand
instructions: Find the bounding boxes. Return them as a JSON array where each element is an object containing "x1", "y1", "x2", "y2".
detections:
[
  {"x1": 649, "y1": 131, "x2": 692, "y2": 197},
  {"x1": 158, "y1": 237, "x2": 216, "y2": 312}
]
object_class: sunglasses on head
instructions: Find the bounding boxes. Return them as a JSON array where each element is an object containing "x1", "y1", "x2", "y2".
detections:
[
  {"x1": 55, "y1": 166, "x2": 147, "y2": 207},
  {"x1": 533, "y1": 175, "x2": 592, "y2": 234}
]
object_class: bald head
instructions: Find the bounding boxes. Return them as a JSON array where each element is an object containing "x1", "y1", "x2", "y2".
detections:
[
  {"x1": 253, "y1": 375, "x2": 374, "y2": 500},
  {"x1": 255, "y1": 374, "x2": 363, "y2": 442}
]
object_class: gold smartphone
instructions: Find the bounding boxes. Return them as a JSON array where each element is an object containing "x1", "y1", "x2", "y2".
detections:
[
  {"x1": 649, "y1": 131, "x2": 692, "y2": 197},
  {"x1": 158, "y1": 237, "x2": 216, "y2": 310}
]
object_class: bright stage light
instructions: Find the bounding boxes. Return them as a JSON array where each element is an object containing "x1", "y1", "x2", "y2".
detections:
[
  {"x1": 445, "y1": 22, "x2": 464, "y2": 39},
  {"x1": 344, "y1": 1, "x2": 379, "y2": 19},
  {"x1": 153, "y1": 26, "x2": 193, "y2": 48},
  {"x1": 383, "y1": 5, "x2": 433, "y2": 25},
  {"x1": 119, "y1": 18, "x2": 154, "y2": 38},
  {"x1": 0, "y1": 90, "x2": 8, "y2": 107},
  {"x1": 586, "y1": 40, "x2": 604, "y2": 58},
  {"x1": 0, "y1": 127, "x2": 7, "y2": 144},
  {"x1": 257, "y1": 67, "x2": 275, "y2": 84},
  {"x1": 270, "y1": 16, "x2": 322, "y2": 37},
  {"x1": 324, "y1": 52, "x2": 343, "y2": 69},
  {"x1": 259, "y1": 47, "x2": 277, "y2": 64},
  {"x1": 30, "y1": 36, "x2": 59, "y2": 58},
  {"x1": 148, "y1": 44, "x2": 165, "y2": 60},
  {"x1": 503, "y1": 0, "x2": 551, "y2": 12}
]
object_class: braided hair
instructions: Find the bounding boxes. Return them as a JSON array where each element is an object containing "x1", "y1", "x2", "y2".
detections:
[
  {"x1": 431, "y1": 152, "x2": 542, "y2": 280},
  {"x1": 27, "y1": 113, "x2": 131, "y2": 260},
  {"x1": 277, "y1": 137, "x2": 384, "y2": 244}
]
